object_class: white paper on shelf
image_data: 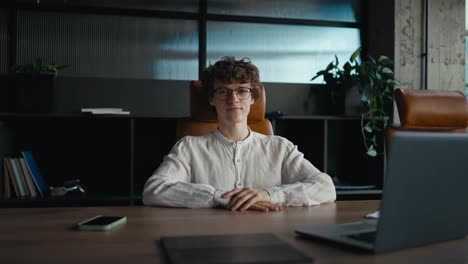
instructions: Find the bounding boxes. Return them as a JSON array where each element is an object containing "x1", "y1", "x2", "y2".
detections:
[
  {"x1": 91, "y1": 111, "x2": 130, "y2": 115},
  {"x1": 365, "y1": 210, "x2": 380, "y2": 219},
  {"x1": 81, "y1": 108, "x2": 129, "y2": 115},
  {"x1": 81, "y1": 108, "x2": 123, "y2": 112}
]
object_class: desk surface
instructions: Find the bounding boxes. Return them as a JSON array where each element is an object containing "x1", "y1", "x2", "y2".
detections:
[{"x1": 1, "y1": 200, "x2": 467, "y2": 264}]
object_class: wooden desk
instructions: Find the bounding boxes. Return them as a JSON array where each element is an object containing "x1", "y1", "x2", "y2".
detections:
[{"x1": 1, "y1": 200, "x2": 467, "y2": 264}]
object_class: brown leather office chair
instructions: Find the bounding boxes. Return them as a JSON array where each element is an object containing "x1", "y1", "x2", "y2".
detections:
[
  {"x1": 176, "y1": 80, "x2": 274, "y2": 140},
  {"x1": 385, "y1": 88, "x2": 468, "y2": 153}
]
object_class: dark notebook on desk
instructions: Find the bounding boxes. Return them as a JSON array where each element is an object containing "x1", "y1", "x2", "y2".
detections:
[
  {"x1": 161, "y1": 233, "x2": 312, "y2": 264},
  {"x1": 296, "y1": 132, "x2": 468, "y2": 253}
]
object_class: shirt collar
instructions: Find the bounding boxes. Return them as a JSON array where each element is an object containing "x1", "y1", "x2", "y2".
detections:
[{"x1": 213, "y1": 128, "x2": 254, "y2": 146}]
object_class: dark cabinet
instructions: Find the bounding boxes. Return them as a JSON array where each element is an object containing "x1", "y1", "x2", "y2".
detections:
[
  {"x1": 0, "y1": 114, "x2": 177, "y2": 207},
  {"x1": 272, "y1": 115, "x2": 385, "y2": 188},
  {"x1": 0, "y1": 114, "x2": 383, "y2": 207}
]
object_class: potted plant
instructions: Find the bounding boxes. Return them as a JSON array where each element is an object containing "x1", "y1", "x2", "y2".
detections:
[
  {"x1": 10, "y1": 58, "x2": 67, "y2": 113},
  {"x1": 311, "y1": 48, "x2": 396, "y2": 157},
  {"x1": 357, "y1": 54, "x2": 396, "y2": 157},
  {"x1": 310, "y1": 49, "x2": 361, "y2": 115}
]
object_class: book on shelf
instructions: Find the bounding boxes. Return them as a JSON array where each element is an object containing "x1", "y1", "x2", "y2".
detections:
[
  {"x1": 4, "y1": 158, "x2": 20, "y2": 197},
  {"x1": 3, "y1": 159, "x2": 12, "y2": 199},
  {"x1": 10, "y1": 158, "x2": 29, "y2": 197},
  {"x1": 2, "y1": 159, "x2": 7, "y2": 199},
  {"x1": 81, "y1": 108, "x2": 130, "y2": 115},
  {"x1": 0, "y1": 159, "x2": 3, "y2": 199},
  {"x1": 19, "y1": 158, "x2": 38, "y2": 198},
  {"x1": 21, "y1": 151, "x2": 47, "y2": 196},
  {"x1": 1, "y1": 152, "x2": 47, "y2": 199}
]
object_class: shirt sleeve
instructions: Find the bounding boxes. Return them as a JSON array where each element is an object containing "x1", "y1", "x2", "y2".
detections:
[
  {"x1": 264, "y1": 143, "x2": 336, "y2": 206},
  {"x1": 142, "y1": 138, "x2": 230, "y2": 208}
]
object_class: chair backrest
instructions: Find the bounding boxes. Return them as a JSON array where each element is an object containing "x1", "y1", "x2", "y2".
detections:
[
  {"x1": 385, "y1": 88, "x2": 468, "y2": 153},
  {"x1": 176, "y1": 80, "x2": 273, "y2": 140}
]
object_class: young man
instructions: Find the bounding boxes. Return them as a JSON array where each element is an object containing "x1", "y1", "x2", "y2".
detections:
[{"x1": 143, "y1": 57, "x2": 336, "y2": 211}]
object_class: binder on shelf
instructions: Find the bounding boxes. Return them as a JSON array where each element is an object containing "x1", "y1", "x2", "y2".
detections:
[
  {"x1": 21, "y1": 151, "x2": 47, "y2": 196},
  {"x1": 19, "y1": 158, "x2": 38, "y2": 198}
]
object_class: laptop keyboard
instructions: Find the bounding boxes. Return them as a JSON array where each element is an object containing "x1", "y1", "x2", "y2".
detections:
[{"x1": 346, "y1": 231, "x2": 377, "y2": 243}]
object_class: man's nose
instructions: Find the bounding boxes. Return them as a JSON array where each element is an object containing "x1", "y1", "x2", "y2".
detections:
[{"x1": 226, "y1": 90, "x2": 239, "y2": 101}]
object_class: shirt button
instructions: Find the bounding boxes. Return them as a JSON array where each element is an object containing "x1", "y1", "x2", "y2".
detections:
[{"x1": 236, "y1": 159, "x2": 240, "y2": 163}]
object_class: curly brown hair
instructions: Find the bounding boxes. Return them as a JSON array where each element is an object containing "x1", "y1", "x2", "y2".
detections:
[{"x1": 203, "y1": 56, "x2": 261, "y2": 100}]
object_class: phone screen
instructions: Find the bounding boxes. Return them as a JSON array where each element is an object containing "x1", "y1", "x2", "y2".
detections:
[{"x1": 80, "y1": 216, "x2": 124, "y2": 226}]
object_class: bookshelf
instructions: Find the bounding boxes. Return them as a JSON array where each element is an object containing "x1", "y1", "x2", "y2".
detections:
[
  {"x1": 271, "y1": 115, "x2": 385, "y2": 188},
  {"x1": 0, "y1": 114, "x2": 383, "y2": 207},
  {"x1": 0, "y1": 114, "x2": 177, "y2": 207}
]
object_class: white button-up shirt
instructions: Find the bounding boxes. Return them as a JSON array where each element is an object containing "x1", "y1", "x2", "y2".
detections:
[{"x1": 143, "y1": 129, "x2": 336, "y2": 208}]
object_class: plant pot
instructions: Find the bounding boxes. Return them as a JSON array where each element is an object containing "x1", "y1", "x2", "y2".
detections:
[
  {"x1": 344, "y1": 82, "x2": 362, "y2": 116},
  {"x1": 330, "y1": 90, "x2": 345, "y2": 115},
  {"x1": 11, "y1": 74, "x2": 55, "y2": 113}
]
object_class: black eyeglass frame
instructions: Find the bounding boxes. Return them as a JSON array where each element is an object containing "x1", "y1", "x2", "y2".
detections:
[{"x1": 212, "y1": 88, "x2": 253, "y2": 100}]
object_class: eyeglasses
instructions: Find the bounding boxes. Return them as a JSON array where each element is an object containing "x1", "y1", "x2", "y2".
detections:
[{"x1": 213, "y1": 88, "x2": 252, "y2": 100}]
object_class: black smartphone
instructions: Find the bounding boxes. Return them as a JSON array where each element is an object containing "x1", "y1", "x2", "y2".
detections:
[{"x1": 77, "y1": 215, "x2": 126, "y2": 231}]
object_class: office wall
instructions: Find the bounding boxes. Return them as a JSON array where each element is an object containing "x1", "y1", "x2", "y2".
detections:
[
  {"x1": 1, "y1": 2, "x2": 393, "y2": 118},
  {"x1": 53, "y1": 77, "x2": 314, "y2": 117},
  {"x1": 0, "y1": 9, "x2": 8, "y2": 74},
  {"x1": 367, "y1": 1, "x2": 395, "y2": 59}
]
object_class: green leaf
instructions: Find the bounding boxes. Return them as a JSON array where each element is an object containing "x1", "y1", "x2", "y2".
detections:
[
  {"x1": 311, "y1": 70, "x2": 326, "y2": 80},
  {"x1": 350, "y1": 47, "x2": 361, "y2": 62},
  {"x1": 375, "y1": 72, "x2": 381, "y2": 80},
  {"x1": 325, "y1": 61, "x2": 335, "y2": 71},
  {"x1": 364, "y1": 122, "x2": 372, "y2": 133},
  {"x1": 343, "y1": 62, "x2": 352, "y2": 75},
  {"x1": 367, "y1": 145, "x2": 377, "y2": 157},
  {"x1": 12, "y1": 58, "x2": 68, "y2": 76},
  {"x1": 360, "y1": 93, "x2": 369, "y2": 103},
  {"x1": 382, "y1": 67, "x2": 393, "y2": 74},
  {"x1": 378, "y1": 56, "x2": 393, "y2": 65}
]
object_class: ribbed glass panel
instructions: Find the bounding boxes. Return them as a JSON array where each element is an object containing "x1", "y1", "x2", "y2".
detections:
[
  {"x1": 0, "y1": 9, "x2": 8, "y2": 74},
  {"x1": 16, "y1": 11, "x2": 198, "y2": 80},
  {"x1": 14, "y1": 0, "x2": 199, "y2": 12},
  {"x1": 208, "y1": 0, "x2": 360, "y2": 23},
  {"x1": 207, "y1": 22, "x2": 360, "y2": 84},
  {"x1": 68, "y1": 0, "x2": 199, "y2": 13}
]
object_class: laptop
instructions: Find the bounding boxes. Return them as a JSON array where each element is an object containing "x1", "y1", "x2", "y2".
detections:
[{"x1": 296, "y1": 132, "x2": 468, "y2": 253}]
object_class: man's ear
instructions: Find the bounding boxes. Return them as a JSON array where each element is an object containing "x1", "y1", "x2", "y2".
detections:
[
  {"x1": 209, "y1": 97, "x2": 215, "y2": 106},
  {"x1": 250, "y1": 99, "x2": 255, "y2": 105}
]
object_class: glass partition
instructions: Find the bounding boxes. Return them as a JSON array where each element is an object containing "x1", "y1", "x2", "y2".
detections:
[
  {"x1": 207, "y1": 21, "x2": 361, "y2": 83},
  {"x1": 208, "y1": 0, "x2": 360, "y2": 22},
  {"x1": 17, "y1": 11, "x2": 198, "y2": 80}
]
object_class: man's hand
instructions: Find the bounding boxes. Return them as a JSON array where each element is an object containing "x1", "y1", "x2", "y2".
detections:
[
  {"x1": 223, "y1": 187, "x2": 278, "y2": 211},
  {"x1": 248, "y1": 201, "x2": 283, "y2": 212}
]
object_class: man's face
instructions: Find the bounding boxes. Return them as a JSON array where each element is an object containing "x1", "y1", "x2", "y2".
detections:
[{"x1": 209, "y1": 80, "x2": 255, "y2": 126}]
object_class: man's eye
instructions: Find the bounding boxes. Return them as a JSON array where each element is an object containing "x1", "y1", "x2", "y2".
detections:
[
  {"x1": 238, "y1": 89, "x2": 250, "y2": 94},
  {"x1": 217, "y1": 90, "x2": 228, "y2": 95}
]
